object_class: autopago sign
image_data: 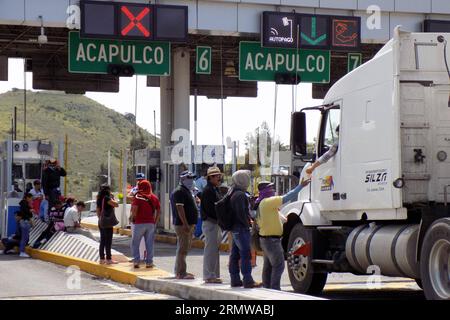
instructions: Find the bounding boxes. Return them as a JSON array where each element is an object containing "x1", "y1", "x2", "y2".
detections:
[
  {"x1": 68, "y1": 31, "x2": 170, "y2": 75},
  {"x1": 239, "y1": 42, "x2": 330, "y2": 83}
]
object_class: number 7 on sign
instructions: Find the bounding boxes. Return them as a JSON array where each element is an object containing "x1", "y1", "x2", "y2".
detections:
[
  {"x1": 196, "y1": 46, "x2": 212, "y2": 75},
  {"x1": 347, "y1": 53, "x2": 362, "y2": 73}
]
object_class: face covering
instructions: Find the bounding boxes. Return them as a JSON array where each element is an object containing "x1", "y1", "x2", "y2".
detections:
[{"x1": 182, "y1": 178, "x2": 194, "y2": 190}]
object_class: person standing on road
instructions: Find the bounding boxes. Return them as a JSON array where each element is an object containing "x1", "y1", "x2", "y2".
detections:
[
  {"x1": 201, "y1": 166, "x2": 224, "y2": 284},
  {"x1": 96, "y1": 185, "x2": 119, "y2": 265},
  {"x1": 30, "y1": 180, "x2": 44, "y2": 216},
  {"x1": 255, "y1": 178, "x2": 310, "y2": 290},
  {"x1": 17, "y1": 193, "x2": 34, "y2": 258},
  {"x1": 127, "y1": 173, "x2": 146, "y2": 200},
  {"x1": 130, "y1": 180, "x2": 160, "y2": 269},
  {"x1": 171, "y1": 170, "x2": 198, "y2": 279},
  {"x1": 228, "y1": 170, "x2": 262, "y2": 288},
  {"x1": 42, "y1": 159, "x2": 66, "y2": 208}
]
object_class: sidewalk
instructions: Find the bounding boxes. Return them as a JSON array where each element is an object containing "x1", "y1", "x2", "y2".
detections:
[{"x1": 15, "y1": 218, "x2": 324, "y2": 300}]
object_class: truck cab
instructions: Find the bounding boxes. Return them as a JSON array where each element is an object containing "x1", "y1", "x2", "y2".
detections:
[{"x1": 282, "y1": 27, "x2": 450, "y2": 300}]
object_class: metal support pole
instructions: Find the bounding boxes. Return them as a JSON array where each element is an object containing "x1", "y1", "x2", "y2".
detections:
[
  {"x1": 121, "y1": 149, "x2": 128, "y2": 228},
  {"x1": 107, "y1": 149, "x2": 111, "y2": 186},
  {"x1": 58, "y1": 140, "x2": 64, "y2": 195},
  {"x1": 64, "y1": 134, "x2": 68, "y2": 197},
  {"x1": 232, "y1": 141, "x2": 237, "y2": 174}
]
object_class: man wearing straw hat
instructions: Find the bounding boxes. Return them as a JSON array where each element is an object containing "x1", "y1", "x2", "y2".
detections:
[{"x1": 201, "y1": 166, "x2": 224, "y2": 284}]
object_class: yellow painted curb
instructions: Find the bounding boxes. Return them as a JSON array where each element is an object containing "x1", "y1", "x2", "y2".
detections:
[
  {"x1": 80, "y1": 222, "x2": 261, "y2": 255},
  {"x1": 26, "y1": 248, "x2": 171, "y2": 286}
]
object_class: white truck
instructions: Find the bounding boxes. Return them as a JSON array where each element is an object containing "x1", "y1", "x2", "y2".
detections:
[{"x1": 283, "y1": 27, "x2": 450, "y2": 300}]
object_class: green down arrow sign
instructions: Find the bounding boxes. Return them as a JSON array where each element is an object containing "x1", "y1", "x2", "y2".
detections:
[{"x1": 300, "y1": 16, "x2": 328, "y2": 47}]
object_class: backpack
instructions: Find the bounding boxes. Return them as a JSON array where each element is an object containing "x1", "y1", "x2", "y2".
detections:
[{"x1": 214, "y1": 188, "x2": 235, "y2": 231}]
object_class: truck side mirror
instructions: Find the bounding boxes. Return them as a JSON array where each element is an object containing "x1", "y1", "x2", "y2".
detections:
[{"x1": 291, "y1": 112, "x2": 307, "y2": 156}]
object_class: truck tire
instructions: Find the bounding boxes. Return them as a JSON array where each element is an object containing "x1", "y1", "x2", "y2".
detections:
[
  {"x1": 420, "y1": 218, "x2": 450, "y2": 300},
  {"x1": 287, "y1": 223, "x2": 328, "y2": 295}
]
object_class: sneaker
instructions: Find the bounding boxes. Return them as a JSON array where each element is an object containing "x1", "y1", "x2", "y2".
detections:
[
  {"x1": 134, "y1": 263, "x2": 140, "y2": 269},
  {"x1": 243, "y1": 281, "x2": 263, "y2": 289},
  {"x1": 145, "y1": 263, "x2": 154, "y2": 269},
  {"x1": 231, "y1": 281, "x2": 243, "y2": 287},
  {"x1": 19, "y1": 252, "x2": 30, "y2": 258},
  {"x1": 106, "y1": 259, "x2": 118, "y2": 265},
  {"x1": 99, "y1": 259, "x2": 106, "y2": 265}
]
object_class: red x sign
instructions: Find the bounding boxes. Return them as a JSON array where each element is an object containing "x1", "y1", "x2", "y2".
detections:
[{"x1": 121, "y1": 6, "x2": 150, "y2": 37}]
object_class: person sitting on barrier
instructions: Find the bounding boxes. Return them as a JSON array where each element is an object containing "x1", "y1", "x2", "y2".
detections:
[
  {"x1": 130, "y1": 180, "x2": 160, "y2": 269},
  {"x1": 0, "y1": 214, "x2": 22, "y2": 255},
  {"x1": 39, "y1": 195, "x2": 49, "y2": 223},
  {"x1": 33, "y1": 199, "x2": 66, "y2": 249},
  {"x1": 254, "y1": 178, "x2": 310, "y2": 290},
  {"x1": 17, "y1": 193, "x2": 34, "y2": 258},
  {"x1": 64, "y1": 201, "x2": 96, "y2": 241},
  {"x1": 30, "y1": 180, "x2": 44, "y2": 217}
]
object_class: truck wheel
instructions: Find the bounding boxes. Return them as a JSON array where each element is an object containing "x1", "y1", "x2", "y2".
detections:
[
  {"x1": 287, "y1": 223, "x2": 327, "y2": 295},
  {"x1": 420, "y1": 218, "x2": 450, "y2": 300}
]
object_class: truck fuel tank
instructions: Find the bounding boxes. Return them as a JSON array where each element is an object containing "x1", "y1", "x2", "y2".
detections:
[{"x1": 345, "y1": 224, "x2": 420, "y2": 279}]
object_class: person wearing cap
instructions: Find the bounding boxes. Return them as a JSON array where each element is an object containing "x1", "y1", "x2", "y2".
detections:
[
  {"x1": 200, "y1": 166, "x2": 224, "y2": 284},
  {"x1": 228, "y1": 170, "x2": 262, "y2": 288},
  {"x1": 42, "y1": 159, "x2": 67, "y2": 208},
  {"x1": 171, "y1": 170, "x2": 198, "y2": 279},
  {"x1": 305, "y1": 124, "x2": 339, "y2": 175},
  {"x1": 255, "y1": 178, "x2": 310, "y2": 290},
  {"x1": 30, "y1": 179, "x2": 44, "y2": 216},
  {"x1": 127, "y1": 173, "x2": 146, "y2": 199}
]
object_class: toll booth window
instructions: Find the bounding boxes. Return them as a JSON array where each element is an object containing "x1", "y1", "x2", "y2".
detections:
[
  {"x1": 26, "y1": 163, "x2": 42, "y2": 180},
  {"x1": 12, "y1": 164, "x2": 23, "y2": 179},
  {"x1": 322, "y1": 108, "x2": 340, "y2": 155}
]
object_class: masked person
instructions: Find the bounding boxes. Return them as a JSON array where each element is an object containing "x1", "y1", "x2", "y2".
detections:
[
  {"x1": 171, "y1": 170, "x2": 198, "y2": 279},
  {"x1": 255, "y1": 178, "x2": 310, "y2": 290}
]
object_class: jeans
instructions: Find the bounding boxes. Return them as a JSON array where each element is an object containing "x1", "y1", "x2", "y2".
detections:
[
  {"x1": 99, "y1": 227, "x2": 113, "y2": 260},
  {"x1": 132, "y1": 223, "x2": 156, "y2": 264},
  {"x1": 174, "y1": 225, "x2": 195, "y2": 276},
  {"x1": 229, "y1": 226, "x2": 254, "y2": 286},
  {"x1": 202, "y1": 219, "x2": 221, "y2": 280},
  {"x1": 47, "y1": 188, "x2": 61, "y2": 208},
  {"x1": 260, "y1": 237, "x2": 285, "y2": 290},
  {"x1": 19, "y1": 220, "x2": 31, "y2": 253}
]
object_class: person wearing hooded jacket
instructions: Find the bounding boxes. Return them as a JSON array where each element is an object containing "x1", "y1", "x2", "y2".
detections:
[
  {"x1": 228, "y1": 170, "x2": 262, "y2": 289},
  {"x1": 130, "y1": 180, "x2": 161, "y2": 269}
]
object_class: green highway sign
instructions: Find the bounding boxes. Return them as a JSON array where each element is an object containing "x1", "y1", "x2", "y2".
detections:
[
  {"x1": 68, "y1": 31, "x2": 170, "y2": 76},
  {"x1": 347, "y1": 53, "x2": 362, "y2": 73},
  {"x1": 196, "y1": 46, "x2": 212, "y2": 74},
  {"x1": 239, "y1": 41, "x2": 330, "y2": 83}
]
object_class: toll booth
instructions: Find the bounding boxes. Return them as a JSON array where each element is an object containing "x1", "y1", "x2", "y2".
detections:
[
  {"x1": 0, "y1": 140, "x2": 53, "y2": 237},
  {"x1": 160, "y1": 144, "x2": 225, "y2": 233}
]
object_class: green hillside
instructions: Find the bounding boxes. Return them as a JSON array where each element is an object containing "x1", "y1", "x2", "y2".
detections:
[{"x1": 0, "y1": 89, "x2": 159, "y2": 200}]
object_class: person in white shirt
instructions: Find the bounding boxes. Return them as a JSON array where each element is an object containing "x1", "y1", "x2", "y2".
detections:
[{"x1": 64, "y1": 201, "x2": 96, "y2": 240}]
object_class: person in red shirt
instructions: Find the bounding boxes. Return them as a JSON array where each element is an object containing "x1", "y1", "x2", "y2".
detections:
[{"x1": 130, "y1": 180, "x2": 160, "y2": 268}]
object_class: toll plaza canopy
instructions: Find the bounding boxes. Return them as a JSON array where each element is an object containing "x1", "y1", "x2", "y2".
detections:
[{"x1": 1, "y1": 0, "x2": 450, "y2": 97}]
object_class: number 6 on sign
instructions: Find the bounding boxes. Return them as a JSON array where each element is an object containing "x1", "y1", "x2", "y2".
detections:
[
  {"x1": 347, "y1": 53, "x2": 362, "y2": 73},
  {"x1": 196, "y1": 46, "x2": 212, "y2": 74}
]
